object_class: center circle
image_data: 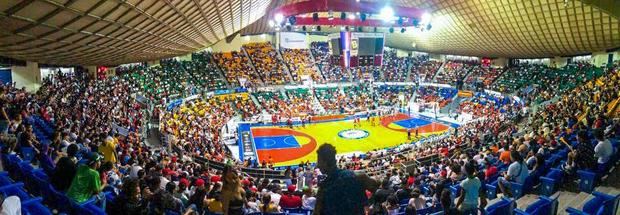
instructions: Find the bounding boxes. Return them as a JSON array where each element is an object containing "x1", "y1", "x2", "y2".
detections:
[{"x1": 338, "y1": 129, "x2": 370, "y2": 140}]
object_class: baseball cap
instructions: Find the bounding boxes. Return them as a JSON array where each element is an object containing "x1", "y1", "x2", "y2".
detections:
[
  {"x1": 195, "y1": 178, "x2": 205, "y2": 187},
  {"x1": 179, "y1": 178, "x2": 190, "y2": 187},
  {"x1": 88, "y1": 152, "x2": 103, "y2": 165},
  {"x1": 287, "y1": 185, "x2": 296, "y2": 192}
]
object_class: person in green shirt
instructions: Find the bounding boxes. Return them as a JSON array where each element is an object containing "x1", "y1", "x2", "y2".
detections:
[{"x1": 67, "y1": 152, "x2": 104, "y2": 204}]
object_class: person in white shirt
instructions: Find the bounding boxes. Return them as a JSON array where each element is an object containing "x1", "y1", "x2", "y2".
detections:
[
  {"x1": 270, "y1": 187, "x2": 282, "y2": 206},
  {"x1": 0, "y1": 196, "x2": 21, "y2": 215},
  {"x1": 594, "y1": 133, "x2": 613, "y2": 165},
  {"x1": 301, "y1": 187, "x2": 316, "y2": 210}
]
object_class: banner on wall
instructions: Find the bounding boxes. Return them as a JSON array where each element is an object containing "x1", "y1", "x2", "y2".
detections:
[
  {"x1": 0, "y1": 68, "x2": 11, "y2": 84},
  {"x1": 279, "y1": 32, "x2": 308, "y2": 49},
  {"x1": 350, "y1": 38, "x2": 359, "y2": 56}
]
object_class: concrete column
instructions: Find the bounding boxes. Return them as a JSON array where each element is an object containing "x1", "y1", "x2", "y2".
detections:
[
  {"x1": 429, "y1": 54, "x2": 445, "y2": 61},
  {"x1": 11, "y1": 61, "x2": 40, "y2": 92},
  {"x1": 549, "y1": 56, "x2": 569, "y2": 68},
  {"x1": 491, "y1": 57, "x2": 508, "y2": 67},
  {"x1": 85, "y1": 66, "x2": 97, "y2": 78},
  {"x1": 146, "y1": 60, "x2": 160, "y2": 67}
]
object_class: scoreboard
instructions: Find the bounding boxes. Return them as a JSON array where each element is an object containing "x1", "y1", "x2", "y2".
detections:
[{"x1": 328, "y1": 32, "x2": 385, "y2": 67}]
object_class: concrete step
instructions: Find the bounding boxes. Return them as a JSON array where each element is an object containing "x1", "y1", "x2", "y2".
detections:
[
  {"x1": 595, "y1": 186, "x2": 620, "y2": 196},
  {"x1": 515, "y1": 194, "x2": 540, "y2": 210},
  {"x1": 554, "y1": 191, "x2": 592, "y2": 215}
]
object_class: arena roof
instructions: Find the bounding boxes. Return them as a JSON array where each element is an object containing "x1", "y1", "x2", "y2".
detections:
[
  {"x1": 0, "y1": 0, "x2": 619, "y2": 65},
  {"x1": 0, "y1": 0, "x2": 271, "y2": 65},
  {"x1": 245, "y1": 0, "x2": 620, "y2": 58}
]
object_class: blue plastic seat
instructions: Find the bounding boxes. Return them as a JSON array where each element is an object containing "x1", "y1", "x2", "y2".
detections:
[
  {"x1": 540, "y1": 168, "x2": 563, "y2": 196},
  {"x1": 486, "y1": 197, "x2": 515, "y2": 215},
  {"x1": 514, "y1": 196, "x2": 557, "y2": 215},
  {"x1": 566, "y1": 192, "x2": 620, "y2": 215},
  {"x1": 22, "y1": 197, "x2": 52, "y2": 215},
  {"x1": 0, "y1": 182, "x2": 31, "y2": 201},
  {"x1": 20, "y1": 147, "x2": 35, "y2": 162},
  {"x1": 0, "y1": 172, "x2": 14, "y2": 186},
  {"x1": 577, "y1": 170, "x2": 597, "y2": 193}
]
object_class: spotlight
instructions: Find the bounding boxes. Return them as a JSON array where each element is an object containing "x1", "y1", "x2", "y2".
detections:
[
  {"x1": 360, "y1": 13, "x2": 367, "y2": 21},
  {"x1": 312, "y1": 13, "x2": 319, "y2": 22},
  {"x1": 349, "y1": 13, "x2": 356, "y2": 20},
  {"x1": 380, "y1": 6, "x2": 394, "y2": 21},
  {"x1": 400, "y1": 28, "x2": 406, "y2": 33},
  {"x1": 302, "y1": 26, "x2": 307, "y2": 31},
  {"x1": 340, "y1": 12, "x2": 346, "y2": 20},
  {"x1": 274, "y1": 13, "x2": 284, "y2": 24},
  {"x1": 389, "y1": 27, "x2": 394, "y2": 33},
  {"x1": 268, "y1": 20, "x2": 275, "y2": 27},
  {"x1": 288, "y1": 16, "x2": 296, "y2": 25},
  {"x1": 421, "y1": 13, "x2": 432, "y2": 24},
  {"x1": 340, "y1": 26, "x2": 345, "y2": 31}
]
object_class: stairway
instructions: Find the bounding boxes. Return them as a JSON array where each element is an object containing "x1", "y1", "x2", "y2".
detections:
[
  {"x1": 431, "y1": 61, "x2": 448, "y2": 83},
  {"x1": 241, "y1": 47, "x2": 266, "y2": 86},
  {"x1": 249, "y1": 93, "x2": 261, "y2": 110},
  {"x1": 280, "y1": 88, "x2": 288, "y2": 100},
  {"x1": 307, "y1": 48, "x2": 327, "y2": 81},
  {"x1": 310, "y1": 90, "x2": 327, "y2": 114},
  {"x1": 345, "y1": 68, "x2": 355, "y2": 82},
  {"x1": 405, "y1": 58, "x2": 414, "y2": 81},
  {"x1": 209, "y1": 55, "x2": 233, "y2": 89},
  {"x1": 275, "y1": 48, "x2": 296, "y2": 84}
]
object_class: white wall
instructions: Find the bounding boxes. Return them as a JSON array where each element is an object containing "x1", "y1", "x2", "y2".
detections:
[
  {"x1": 208, "y1": 34, "x2": 275, "y2": 53},
  {"x1": 429, "y1": 54, "x2": 445, "y2": 61},
  {"x1": 492, "y1": 58, "x2": 508, "y2": 67},
  {"x1": 11, "y1": 61, "x2": 40, "y2": 92},
  {"x1": 395, "y1": 49, "x2": 411, "y2": 57},
  {"x1": 549, "y1": 56, "x2": 569, "y2": 68},
  {"x1": 306, "y1": 34, "x2": 328, "y2": 45}
]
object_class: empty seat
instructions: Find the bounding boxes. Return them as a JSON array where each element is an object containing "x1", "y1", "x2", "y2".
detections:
[
  {"x1": 514, "y1": 196, "x2": 558, "y2": 215},
  {"x1": 486, "y1": 197, "x2": 515, "y2": 215},
  {"x1": 565, "y1": 191, "x2": 620, "y2": 215}
]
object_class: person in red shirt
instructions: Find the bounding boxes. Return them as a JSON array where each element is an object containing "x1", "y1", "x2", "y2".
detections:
[
  {"x1": 279, "y1": 185, "x2": 302, "y2": 209},
  {"x1": 210, "y1": 171, "x2": 221, "y2": 184},
  {"x1": 484, "y1": 161, "x2": 498, "y2": 181},
  {"x1": 406, "y1": 172, "x2": 415, "y2": 188}
]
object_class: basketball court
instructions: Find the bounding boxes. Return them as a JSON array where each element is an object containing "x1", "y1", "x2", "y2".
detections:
[{"x1": 240, "y1": 113, "x2": 452, "y2": 167}]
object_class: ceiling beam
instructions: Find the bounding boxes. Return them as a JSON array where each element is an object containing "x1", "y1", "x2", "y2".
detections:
[{"x1": 578, "y1": 0, "x2": 620, "y2": 19}]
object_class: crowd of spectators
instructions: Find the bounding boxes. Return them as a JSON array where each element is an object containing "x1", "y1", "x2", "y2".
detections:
[
  {"x1": 244, "y1": 43, "x2": 290, "y2": 85},
  {"x1": 280, "y1": 48, "x2": 324, "y2": 83},
  {"x1": 253, "y1": 89, "x2": 315, "y2": 117},
  {"x1": 464, "y1": 65, "x2": 502, "y2": 88},
  {"x1": 351, "y1": 66, "x2": 382, "y2": 81},
  {"x1": 310, "y1": 42, "x2": 351, "y2": 82},
  {"x1": 0, "y1": 53, "x2": 618, "y2": 215},
  {"x1": 434, "y1": 61, "x2": 475, "y2": 85},
  {"x1": 410, "y1": 58, "x2": 442, "y2": 83},
  {"x1": 213, "y1": 51, "x2": 261, "y2": 87},
  {"x1": 382, "y1": 50, "x2": 410, "y2": 82}
]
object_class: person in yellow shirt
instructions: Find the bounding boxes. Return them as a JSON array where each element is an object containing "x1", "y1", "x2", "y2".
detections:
[
  {"x1": 259, "y1": 195, "x2": 281, "y2": 213},
  {"x1": 99, "y1": 134, "x2": 117, "y2": 164},
  {"x1": 207, "y1": 192, "x2": 224, "y2": 213}
]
